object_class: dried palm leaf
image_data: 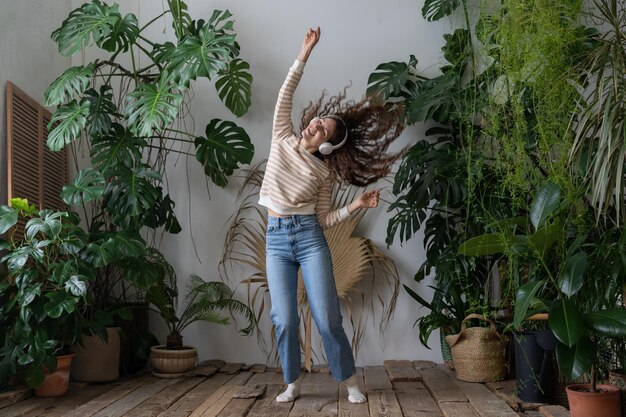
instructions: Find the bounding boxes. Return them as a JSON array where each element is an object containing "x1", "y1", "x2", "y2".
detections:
[{"x1": 219, "y1": 161, "x2": 399, "y2": 368}]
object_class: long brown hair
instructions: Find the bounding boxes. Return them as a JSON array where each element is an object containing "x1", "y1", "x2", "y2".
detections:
[{"x1": 299, "y1": 88, "x2": 405, "y2": 187}]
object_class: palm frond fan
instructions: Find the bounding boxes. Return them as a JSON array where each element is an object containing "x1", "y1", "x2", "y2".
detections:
[{"x1": 220, "y1": 161, "x2": 399, "y2": 370}]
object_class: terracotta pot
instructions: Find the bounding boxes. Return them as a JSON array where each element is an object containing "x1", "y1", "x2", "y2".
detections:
[
  {"x1": 566, "y1": 384, "x2": 621, "y2": 417},
  {"x1": 149, "y1": 346, "x2": 197, "y2": 377},
  {"x1": 34, "y1": 353, "x2": 75, "y2": 397},
  {"x1": 71, "y1": 327, "x2": 121, "y2": 382}
]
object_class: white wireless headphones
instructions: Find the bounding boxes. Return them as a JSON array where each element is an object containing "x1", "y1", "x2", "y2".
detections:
[{"x1": 318, "y1": 115, "x2": 348, "y2": 155}]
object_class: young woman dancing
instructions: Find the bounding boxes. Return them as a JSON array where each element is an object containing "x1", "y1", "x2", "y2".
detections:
[{"x1": 259, "y1": 26, "x2": 404, "y2": 404}]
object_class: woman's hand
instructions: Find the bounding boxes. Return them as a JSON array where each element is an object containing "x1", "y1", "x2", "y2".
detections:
[
  {"x1": 348, "y1": 189, "x2": 381, "y2": 213},
  {"x1": 297, "y1": 27, "x2": 321, "y2": 63}
]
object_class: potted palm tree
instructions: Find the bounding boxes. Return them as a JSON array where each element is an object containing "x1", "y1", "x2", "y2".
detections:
[{"x1": 145, "y1": 256, "x2": 256, "y2": 377}]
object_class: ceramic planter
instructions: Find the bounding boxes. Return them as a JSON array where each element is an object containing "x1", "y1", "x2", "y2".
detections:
[
  {"x1": 513, "y1": 330, "x2": 556, "y2": 403},
  {"x1": 566, "y1": 384, "x2": 621, "y2": 417},
  {"x1": 34, "y1": 353, "x2": 76, "y2": 397},
  {"x1": 149, "y1": 345, "x2": 198, "y2": 378}
]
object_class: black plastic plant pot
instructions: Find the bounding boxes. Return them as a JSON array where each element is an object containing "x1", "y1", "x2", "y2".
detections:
[{"x1": 514, "y1": 332, "x2": 555, "y2": 403}]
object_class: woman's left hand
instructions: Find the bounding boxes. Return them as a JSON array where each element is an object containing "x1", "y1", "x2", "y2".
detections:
[{"x1": 356, "y1": 189, "x2": 381, "y2": 209}]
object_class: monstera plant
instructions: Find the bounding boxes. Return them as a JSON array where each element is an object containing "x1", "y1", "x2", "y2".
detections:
[{"x1": 42, "y1": 0, "x2": 255, "y2": 325}]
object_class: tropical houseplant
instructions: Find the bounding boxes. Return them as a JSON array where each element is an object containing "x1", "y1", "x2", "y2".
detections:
[
  {"x1": 145, "y1": 257, "x2": 256, "y2": 377},
  {"x1": 0, "y1": 198, "x2": 91, "y2": 395},
  {"x1": 43, "y1": 0, "x2": 255, "y2": 372}
]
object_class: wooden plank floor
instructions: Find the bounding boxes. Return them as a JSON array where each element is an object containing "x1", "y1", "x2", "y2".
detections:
[{"x1": 0, "y1": 360, "x2": 569, "y2": 417}]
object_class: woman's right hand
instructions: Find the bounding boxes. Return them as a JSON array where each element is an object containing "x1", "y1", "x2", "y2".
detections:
[{"x1": 298, "y1": 27, "x2": 321, "y2": 63}]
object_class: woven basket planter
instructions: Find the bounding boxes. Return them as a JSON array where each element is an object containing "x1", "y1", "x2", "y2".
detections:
[
  {"x1": 446, "y1": 314, "x2": 507, "y2": 383},
  {"x1": 150, "y1": 346, "x2": 198, "y2": 378}
]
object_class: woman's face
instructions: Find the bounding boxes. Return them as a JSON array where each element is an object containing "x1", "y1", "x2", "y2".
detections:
[{"x1": 302, "y1": 117, "x2": 337, "y2": 150}]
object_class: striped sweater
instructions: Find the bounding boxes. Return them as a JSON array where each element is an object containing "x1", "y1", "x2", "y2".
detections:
[{"x1": 258, "y1": 60, "x2": 350, "y2": 229}]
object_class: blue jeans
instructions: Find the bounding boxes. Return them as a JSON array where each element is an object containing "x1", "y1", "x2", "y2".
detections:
[{"x1": 265, "y1": 214, "x2": 356, "y2": 384}]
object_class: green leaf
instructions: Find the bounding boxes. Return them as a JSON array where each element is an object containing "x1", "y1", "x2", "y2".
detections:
[
  {"x1": 61, "y1": 168, "x2": 106, "y2": 206},
  {"x1": 84, "y1": 86, "x2": 118, "y2": 137},
  {"x1": 457, "y1": 233, "x2": 506, "y2": 256},
  {"x1": 442, "y1": 29, "x2": 472, "y2": 70},
  {"x1": 44, "y1": 292, "x2": 76, "y2": 318},
  {"x1": 166, "y1": 12, "x2": 237, "y2": 86},
  {"x1": 584, "y1": 308, "x2": 626, "y2": 337},
  {"x1": 10, "y1": 198, "x2": 37, "y2": 214},
  {"x1": 47, "y1": 100, "x2": 90, "y2": 151},
  {"x1": 100, "y1": 12, "x2": 139, "y2": 52},
  {"x1": 559, "y1": 252, "x2": 587, "y2": 297},
  {"x1": 17, "y1": 284, "x2": 41, "y2": 307},
  {"x1": 422, "y1": 0, "x2": 461, "y2": 21},
  {"x1": 51, "y1": 0, "x2": 121, "y2": 56},
  {"x1": 215, "y1": 58, "x2": 252, "y2": 117},
  {"x1": 65, "y1": 275, "x2": 87, "y2": 297},
  {"x1": 44, "y1": 64, "x2": 95, "y2": 107},
  {"x1": 366, "y1": 59, "x2": 420, "y2": 101},
  {"x1": 125, "y1": 74, "x2": 183, "y2": 138},
  {"x1": 513, "y1": 280, "x2": 545, "y2": 329},
  {"x1": 549, "y1": 299, "x2": 585, "y2": 347},
  {"x1": 106, "y1": 165, "x2": 162, "y2": 221},
  {"x1": 194, "y1": 119, "x2": 254, "y2": 187},
  {"x1": 90, "y1": 123, "x2": 145, "y2": 170},
  {"x1": 529, "y1": 223, "x2": 561, "y2": 256},
  {"x1": 555, "y1": 337, "x2": 595, "y2": 380},
  {"x1": 167, "y1": 0, "x2": 192, "y2": 40},
  {"x1": 25, "y1": 366, "x2": 45, "y2": 389},
  {"x1": 530, "y1": 181, "x2": 561, "y2": 230},
  {"x1": 0, "y1": 206, "x2": 18, "y2": 234}
]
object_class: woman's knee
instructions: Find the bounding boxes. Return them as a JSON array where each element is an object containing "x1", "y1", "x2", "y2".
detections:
[{"x1": 271, "y1": 309, "x2": 300, "y2": 333}]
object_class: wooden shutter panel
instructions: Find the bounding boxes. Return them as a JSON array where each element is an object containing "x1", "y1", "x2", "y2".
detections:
[{"x1": 6, "y1": 82, "x2": 69, "y2": 240}]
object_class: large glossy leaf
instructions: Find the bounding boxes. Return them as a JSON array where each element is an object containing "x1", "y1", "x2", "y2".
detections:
[
  {"x1": 0, "y1": 206, "x2": 18, "y2": 235},
  {"x1": 367, "y1": 56, "x2": 421, "y2": 101},
  {"x1": 90, "y1": 123, "x2": 145, "y2": 170},
  {"x1": 51, "y1": 0, "x2": 121, "y2": 56},
  {"x1": 64, "y1": 275, "x2": 88, "y2": 297},
  {"x1": 44, "y1": 64, "x2": 94, "y2": 107},
  {"x1": 125, "y1": 74, "x2": 183, "y2": 138},
  {"x1": 442, "y1": 29, "x2": 472, "y2": 70},
  {"x1": 530, "y1": 182, "x2": 561, "y2": 230},
  {"x1": 84, "y1": 86, "x2": 118, "y2": 137},
  {"x1": 422, "y1": 0, "x2": 461, "y2": 21},
  {"x1": 457, "y1": 233, "x2": 506, "y2": 256},
  {"x1": 407, "y1": 72, "x2": 458, "y2": 124},
  {"x1": 47, "y1": 100, "x2": 90, "y2": 151},
  {"x1": 167, "y1": 0, "x2": 192, "y2": 40},
  {"x1": 83, "y1": 232, "x2": 146, "y2": 267},
  {"x1": 529, "y1": 223, "x2": 561, "y2": 256},
  {"x1": 194, "y1": 119, "x2": 254, "y2": 187},
  {"x1": 61, "y1": 168, "x2": 106, "y2": 206},
  {"x1": 513, "y1": 280, "x2": 545, "y2": 329},
  {"x1": 100, "y1": 12, "x2": 138, "y2": 52},
  {"x1": 215, "y1": 58, "x2": 252, "y2": 117},
  {"x1": 559, "y1": 252, "x2": 587, "y2": 297},
  {"x1": 555, "y1": 337, "x2": 595, "y2": 380},
  {"x1": 44, "y1": 292, "x2": 76, "y2": 318},
  {"x1": 584, "y1": 308, "x2": 626, "y2": 337},
  {"x1": 106, "y1": 165, "x2": 162, "y2": 219},
  {"x1": 549, "y1": 299, "x2": 584, "y2": 347},
  {"x1": 167, "y1": 11, "x2": 237, "y2": 86}
]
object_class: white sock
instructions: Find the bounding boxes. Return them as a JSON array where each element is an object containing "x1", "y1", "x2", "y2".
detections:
[
  {"x1": 344, "y1": 374, "x2": 367, "y2": 404},
  {"x1": 276, "y1": 375, "x2": 302, "y2": 402}
]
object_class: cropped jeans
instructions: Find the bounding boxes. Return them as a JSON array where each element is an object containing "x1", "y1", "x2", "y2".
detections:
[{"x1": 265, "y1": 214, "x2": 356, "y2": 384}]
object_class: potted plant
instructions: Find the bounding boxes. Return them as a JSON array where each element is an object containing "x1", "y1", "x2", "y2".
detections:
[
  {"x1": 145, "y1": 256, "x2": 256, "y2": 377},
  {"x1": 43, "y1": 0, "x2": 255, "y2": 375},
  {"x1": 0, "y1": 199, "x2": 91, "y2": 396}
]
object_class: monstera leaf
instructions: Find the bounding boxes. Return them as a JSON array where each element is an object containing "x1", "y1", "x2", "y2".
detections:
[
  {"x1": 61, "y1": 168, "x2": 106, "y2": 206},
  {"x1": 47, "y1": 99, "x2": 90, "y2": 151},
  {"x1": 125, "y1": 73, "x2": 183, "y2": 138},
  {"x1": 422, "y1": 0, "x2": 461, "y2": 22},
  {"x1": 194, "y1": 119, "x2": 254, "y2": 187},
  {"x1": 215, "y1": 58, "x2": 253, "y2": 117},
  {"x1": 90, "y1": 123, "x2": 145, "y2": 171},
  {"x1": 106, "y1": 165, "x2": 162, "y2": 220},
  {"x1": 84, "y1": 85, "x2": 118, "y2": 137},
  {"x1": 167, "y1": 10, "x2": 237, "y2": 86},
  {"x1": 44, "y1": 64, "x2": 95, "y2": 107},
  {"x1": 51, "y1": 0, "x2": 137, "y2": 56},
  {"x1": 367, "y1": 56, "x2": 422, "y2": 101},
  {"x1": 167, "y1": 0, "x2": 192, "y2": 40}
]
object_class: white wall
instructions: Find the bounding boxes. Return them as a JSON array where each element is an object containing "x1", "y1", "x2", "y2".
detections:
[
  {"x1": 68, "y1": 0, "x2": 465, "y2": 366},
  {"x1": 0, "y1": 1, "x2": 71, "y2": 204}
]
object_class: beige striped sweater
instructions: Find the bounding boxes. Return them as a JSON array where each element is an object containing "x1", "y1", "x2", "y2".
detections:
[{"x1": 258, "y1": 60, "x2": 350, "y2": 229}]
